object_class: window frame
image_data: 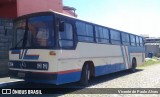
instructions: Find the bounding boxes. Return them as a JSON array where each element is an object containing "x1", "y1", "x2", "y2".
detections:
[
  {"x1": 139, "y1": 37, "x2": 144, "y2": 47},
  {"x1": 95, "y1": 26, "x2": 110, "y2": 44},
  {"x1": 110, "y1": 29, "x2": 121, "y2": 45},
  {"x1": 58, "y1": 20, "x2": 75, "y2": 49},
  {"x1": 121, "y1": 32, "x2": 130, "y2": 46},
  {"x1": 130, "y1": 34, "x2": 136, "y2": 46},
  {"x1": 76, "y1": 21, "x2": 94, "y2": 43},
  {"x1": 136, "y1": 36, "x2": 140, "y2": 46}
]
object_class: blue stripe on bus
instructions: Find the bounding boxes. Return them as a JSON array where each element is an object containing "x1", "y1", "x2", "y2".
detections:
[
  {"x1": 25, "y1": 72, "x2": 81, "y2": 85},
  {"x1": 128, "y1": 46, "x2": 145, "y2": 53},
  {"x1": 11, "y1": 49, "x2": 23, "y2": 59},
  {"x1": 11, "y1": 50, "x2": 21, "y2": 54},
  {"x1": 25, "y1": 79, "x2": 57, "y2": 84},
  {"x1": 25, "y1": 63, "x2": 126, "y2": 85},
  {"x1": 56, "y1": 72, "x2": 81, "y2": 85},
  {"x1": 23, "y1": 55, "x2": 39, "y2": 60},
  {"x1": 56, "y1": 63, "x2": 125, "y2": 84},
  {"x1": 95, "y1": 63, "x2": 125, "y2": 76},
  {"x1": 121, "y1": 46, "x2": 126, "y2": 68},
  {"x1": 23, "y1": 49, "x2": 39, "y2": 60},
  {"x1": 11, "y1": 49, "x2": 39, "y2": 60}
]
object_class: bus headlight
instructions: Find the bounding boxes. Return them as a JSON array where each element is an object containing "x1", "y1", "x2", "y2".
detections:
[
  {"x1": 37, "y1": 63, "x2": 48, "y2": 70},
  {"x1": 8, "y1": 62, "x2": 14, "y2": 67}
]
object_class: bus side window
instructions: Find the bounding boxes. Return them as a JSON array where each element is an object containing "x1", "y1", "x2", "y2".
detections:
[
  {"x1": 130, "y1": 35, "x2": 136, "y2": 46},
  {"x1": 95, "y1": 26, "x2": 109, "y2": 44},
  {"x1": 136, "y1": 36, "x2": 140, "y2": 46},
  {"x1": 139, "y1": 37, "x2": 144, "y2": 47},
  {"x1": 122, "y1": 33, "x2": 130, "y2": 45},
  {"x1": 76, "y1": 21, "x2": 94, "y2": 42},
  {"x1": 59, "y1": 22, "x2": 74, "y2": 48},
  {"x1": 110, "y1": 30, "x2": 121, "y2": 45}
]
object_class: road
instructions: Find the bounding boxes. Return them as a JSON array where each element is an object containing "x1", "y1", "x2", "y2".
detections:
[{"x1": 0, "y1": 64, "x2": 160, "y2": 97}]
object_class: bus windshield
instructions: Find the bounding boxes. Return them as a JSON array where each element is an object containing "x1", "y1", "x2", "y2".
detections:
[{"x1": 13, "y1": 15, "x2": 54, "y2": 49}]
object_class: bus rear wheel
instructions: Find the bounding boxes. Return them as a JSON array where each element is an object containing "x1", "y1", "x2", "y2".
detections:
[
  {"x1": 130, "y1": 58, "x2": 137, "y2": 72},
  {"x1": 80, "y1": 64, "x2": 90, "y2": 86}
]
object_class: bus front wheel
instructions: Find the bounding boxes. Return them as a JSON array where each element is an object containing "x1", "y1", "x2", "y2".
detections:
[{"x1": 80, "y1": 64, "x2": 90, "y2": 86}]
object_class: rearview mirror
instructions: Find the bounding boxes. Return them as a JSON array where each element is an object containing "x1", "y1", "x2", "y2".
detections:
[{"x1": 59, "y1": 21, "x2": 65, "y2": 32}]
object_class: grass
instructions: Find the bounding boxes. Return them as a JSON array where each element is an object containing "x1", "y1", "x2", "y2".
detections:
[{"x1": 138, "y1": 58, "x2": 160, "y2": 68}]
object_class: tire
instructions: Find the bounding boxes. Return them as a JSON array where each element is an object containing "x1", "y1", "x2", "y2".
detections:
[
  {"x1": 80, "y1": 64, "x2": 90, "y2": 86},
  {"x1": 130, "y1": 58, "x2": 137, "y2": 72}
]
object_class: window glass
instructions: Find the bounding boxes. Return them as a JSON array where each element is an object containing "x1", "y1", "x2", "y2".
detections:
[
  {"x1": 86, "y1": 24, "x2": 94, "y2": 37},
  {"x1": 76, "y1": 22, "x2": 85, "y2": 36},
  {"x1": 16, "y1": 29, "x2": 25, "y2": 47},
  {"x1": 139, "y1": 37, "x2": 144, "y2": 46},
  {"x1": 76, "y1": 21, "x2": 94, "y2": 42},
  {"x1": 28, "y1": 16, "x2": 54, "y2": 47},
  {"x1": 95, "y1": 26, "x2": 109, "y2": 43},
  {"x1": 59, "y1": 23, "x2": 73, "y2": 40},
  {"x1": 103, "y1": 28, "x2": 109, "y2": 40},
  {"x1": 110, "y1": 30, "x2": 121, "y2": 44},
  {"x1": 130, "y1": 35, "x2": 136, "y2": 46},
  {"x1": 122, "y1": 33, "x2": 130, "y2": 45},
  {"x1": 95, "y1": 26, "x2": 102, "y2": 42},
  {"x1": 136, "y1": 36, "x2": 140, "y2": 46},
  {"x1": 59, "y1": 23, "x2": 73, "y2": 48}
]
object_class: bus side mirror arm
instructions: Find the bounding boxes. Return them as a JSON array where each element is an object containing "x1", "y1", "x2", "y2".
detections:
[{"x1": 59, "y1": 21, "x2": 65, "y2": 32}]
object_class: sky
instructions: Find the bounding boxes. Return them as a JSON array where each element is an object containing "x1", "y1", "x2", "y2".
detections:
[{"x1": 63, "y1": 0, "x2": 160, "y2": 37}]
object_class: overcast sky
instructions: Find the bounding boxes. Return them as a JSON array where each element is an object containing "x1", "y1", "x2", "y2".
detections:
[{"x1": 64, "y1": 0, "x2": 160, "y2": 37}]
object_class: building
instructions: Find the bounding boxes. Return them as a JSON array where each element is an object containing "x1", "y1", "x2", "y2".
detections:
[
  {"x1": 145, "y1": 38, "x2": 160, "y2": 58},
  {"x1": 63, "y1": 6, "x2": 77, "y2": 17},
  {"x1": 0, "y1": 0, "x2": 77, "y2": 75},
  {"x1": 0, "y1": 0, "x2": 76, "y2": 19}
]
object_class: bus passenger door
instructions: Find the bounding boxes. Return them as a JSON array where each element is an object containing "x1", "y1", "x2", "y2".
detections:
[
  {"x1": 57, "y1": 18, "x2": 76, "y2": 49},
  {"x1": 56, "y1": 18, "x2": 79, "y2": 77}
]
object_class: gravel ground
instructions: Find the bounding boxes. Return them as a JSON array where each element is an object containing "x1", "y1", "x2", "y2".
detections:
[{"x1": 60, "y1": 64, "x2": 160, "y2": 97}]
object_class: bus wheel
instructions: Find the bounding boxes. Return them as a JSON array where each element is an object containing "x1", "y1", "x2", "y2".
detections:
[
  {"x1": 80, "y1": 64, "x2": 90, "y2": 86},
  {"x1": 130, "y1": 58, "x2": 137, "y2": 72}
]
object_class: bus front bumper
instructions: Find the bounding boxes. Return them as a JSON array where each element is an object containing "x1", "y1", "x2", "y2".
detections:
[{"x1": 9, "y1": 70, "x2": 58, "y2": 84}]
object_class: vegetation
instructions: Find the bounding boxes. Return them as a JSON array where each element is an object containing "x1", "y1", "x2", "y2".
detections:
[{"x1": 138, "y1": 57, "x2": 160, "y2": 68}]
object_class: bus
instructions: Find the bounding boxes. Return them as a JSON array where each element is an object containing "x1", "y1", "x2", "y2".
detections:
[{"x1": 8, "y1": 11, "x2": 145, "y2": 85}]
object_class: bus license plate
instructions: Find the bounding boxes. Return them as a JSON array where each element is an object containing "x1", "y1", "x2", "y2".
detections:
[{"x1": 18, "y1": 72, "x2": 25, "y2": 78}]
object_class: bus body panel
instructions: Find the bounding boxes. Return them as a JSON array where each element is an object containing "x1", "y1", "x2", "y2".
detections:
[{"x1": 58, "y1": 43, "x2": 126, "y2": 78}]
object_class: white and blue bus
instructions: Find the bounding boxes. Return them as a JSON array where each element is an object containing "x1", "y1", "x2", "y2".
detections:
[{"x1": 8, "y1": 11, "x2": 145, "y2": 85}]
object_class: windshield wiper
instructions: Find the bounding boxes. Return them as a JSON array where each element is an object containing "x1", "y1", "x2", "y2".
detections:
[
  {"x1": 15, "y1": 38, "x2": 24, "y2": 48},
  {"x1": 22, "y1": 19, "x2": 29, "y2": 48},
  {"x1": 15, "y1": 19, "x2": 28, "y2": 48}
]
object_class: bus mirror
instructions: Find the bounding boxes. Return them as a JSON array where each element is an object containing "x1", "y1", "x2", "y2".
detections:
[{"x1": 59, "y1": 21, "x2": 65, "y2": 32}]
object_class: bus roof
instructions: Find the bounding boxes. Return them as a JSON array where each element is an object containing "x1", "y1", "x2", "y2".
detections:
[
  {"x1": 15, "y1": 10, "x2": 144, "y2": 38},
  {"x1": 51, "y1": 10, "x2": 143, "y2": 38}
]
